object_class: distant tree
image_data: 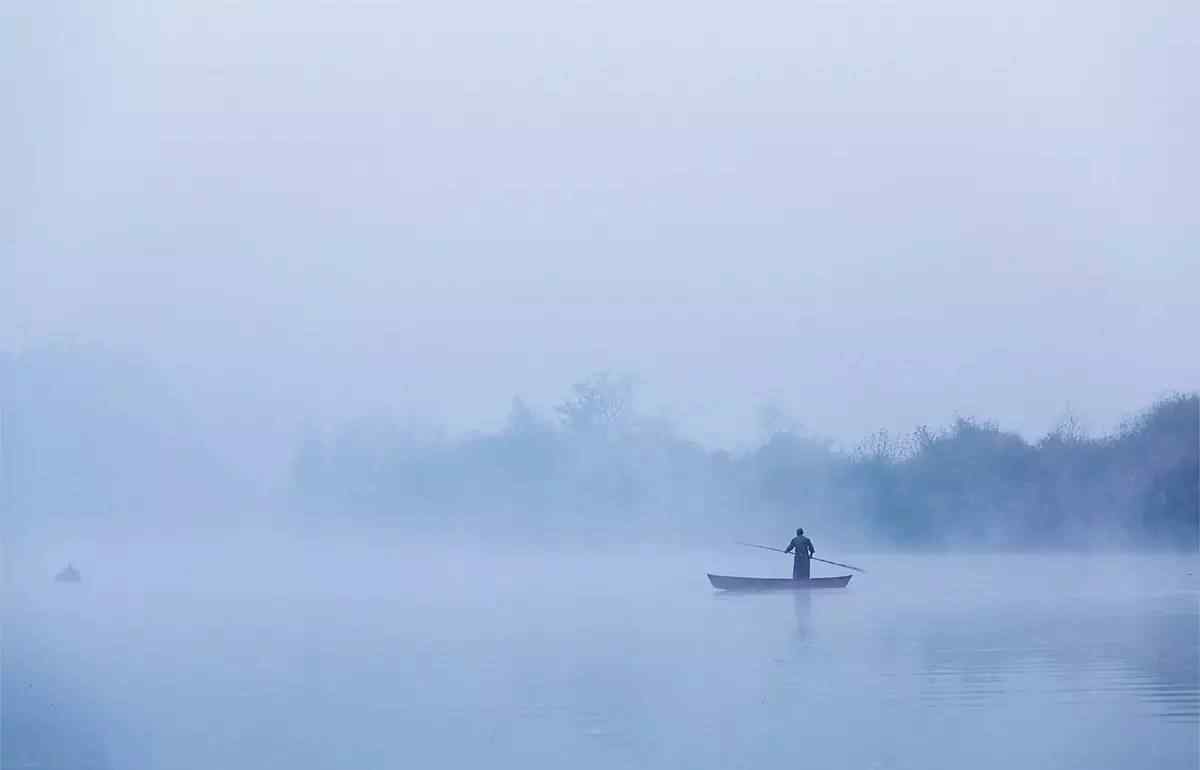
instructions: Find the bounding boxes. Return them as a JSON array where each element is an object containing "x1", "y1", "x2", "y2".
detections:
[
  {"x1": 1141, "y1": 460, "x2": 1199, "y2": 549},
  {"x1": 556, "y1": 373, "x2": 636, "y2": 435},
  {"x1": 756, "y1": 401, "x2": 802, "y2": 440},
  {"x1": 1041, "y1": 407, "x2": 1090, "y2": 448},
  {"x1": 505, "y1": 397, "x2": 546, "y2": 436},
  {"x1": 854, "y1": 428, "x2": 902, "y2": 464},
  {"x1": 496, "y1": 397, "x2": 559, "y2": 498}
]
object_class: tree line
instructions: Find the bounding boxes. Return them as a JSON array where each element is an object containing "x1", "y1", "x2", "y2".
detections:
[
  {"x1": 291, "y1": 373, "x2": 1198, "y2": 548},
  {"x1": 1, "y1": 346, "x2": 1194, "y2": 547}
]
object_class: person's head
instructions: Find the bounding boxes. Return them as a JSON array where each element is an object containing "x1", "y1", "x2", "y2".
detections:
[{"x1": 796, "y1": 528, "x2": 804, "y2": 536}]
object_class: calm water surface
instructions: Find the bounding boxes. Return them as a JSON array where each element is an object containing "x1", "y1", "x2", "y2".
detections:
[{"x1": 7, "y1": 546, "x2": 1198, "y2": 769}]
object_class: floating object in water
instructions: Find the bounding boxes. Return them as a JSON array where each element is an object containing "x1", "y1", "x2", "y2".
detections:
[
  {"x1": 707, "y1": 573, "x2": 851, "y2": 591},
  {"x1": 54, "y1": 564, "x2": 81, "y2": 583}
]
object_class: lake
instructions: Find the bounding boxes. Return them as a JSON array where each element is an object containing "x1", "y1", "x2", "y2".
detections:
[{"x1": 5, "y1": 541, "x2": 1198, "y2": 769}]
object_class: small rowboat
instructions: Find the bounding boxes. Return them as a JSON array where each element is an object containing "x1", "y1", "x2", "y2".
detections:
[{"x1": 707, "y1": 573, "x2": 852, "y2": 591}]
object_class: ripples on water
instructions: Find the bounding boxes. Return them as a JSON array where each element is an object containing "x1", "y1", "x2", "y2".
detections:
[{"x1": 5, "y1": 547, "x2": 1198, "y2": 770}]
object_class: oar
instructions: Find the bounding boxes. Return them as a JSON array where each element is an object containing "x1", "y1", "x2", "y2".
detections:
[{"x1": 735, "y1": 542, "x2": 867, "y2": 573}]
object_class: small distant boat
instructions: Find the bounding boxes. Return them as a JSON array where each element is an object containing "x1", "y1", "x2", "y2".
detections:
[
  {"x1": 55, "y1": 564, "x2": 81, "y2": 583},
  {"x1": 707, "y1": 573, "x2": 851, "y2": 591}
]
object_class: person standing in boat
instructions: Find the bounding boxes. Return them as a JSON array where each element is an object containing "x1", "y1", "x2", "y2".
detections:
[{"x1": 784, "y1": 528, "x2": 815, "y2": 580}]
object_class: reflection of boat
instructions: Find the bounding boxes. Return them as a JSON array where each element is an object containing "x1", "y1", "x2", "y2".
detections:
[
  {"x1": 55, "y1": 564, "x2": 82, "y2": 583},
  {"x1": 707, "y1": 574, "x2": 851, "y2": 591}
]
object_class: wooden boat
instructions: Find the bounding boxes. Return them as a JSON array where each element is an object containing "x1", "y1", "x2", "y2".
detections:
[{"x1": 707, "y1": 573, "x2": 851, "y2": 591}]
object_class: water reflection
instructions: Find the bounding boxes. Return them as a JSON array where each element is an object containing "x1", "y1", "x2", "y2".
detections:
[
  {"x1": 911, "y1": 597, "x2": 1199, "y2": 721},
  {"x1": 792, "y1": 592, "x2": 812, "y2": 637}
]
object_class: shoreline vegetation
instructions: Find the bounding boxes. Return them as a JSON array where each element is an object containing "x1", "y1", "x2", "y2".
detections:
[
  {"x1": 291, "y1": 378, "x2": 1198, "y2": 549},
  {"x1": 2, "y1": 347, "x2": 1197, "y2": 549}
]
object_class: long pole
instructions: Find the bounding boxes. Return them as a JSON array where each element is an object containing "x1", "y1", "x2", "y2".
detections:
[{"x1": 735, "y1": 542, "x2": 867, "y2": 573}]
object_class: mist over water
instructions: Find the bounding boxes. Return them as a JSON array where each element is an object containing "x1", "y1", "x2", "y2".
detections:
[
  {"x1": 5, "y1": 0, "x2": 1197, "y2": 765},
  {"x1": 7, "y1": 538, "x2": 1198, "y2": 769}
]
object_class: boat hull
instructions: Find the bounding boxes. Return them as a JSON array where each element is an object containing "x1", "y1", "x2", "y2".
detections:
[{"x1": 707, "y1": 573, "x2": 852, "y2": 591}]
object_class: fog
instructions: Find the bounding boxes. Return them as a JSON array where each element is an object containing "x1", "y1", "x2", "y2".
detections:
[
  {"x1": 2, "y1": 346, "x2": 1195, "y2": 549},
  {"x1": 4, "y1": 0, "x2": 1199, "y2": 767},
  {"x1": 6, "y1": 538, "x2": 1199, "y2": 769},
  {"x1": 6, "y1": 0, "x2": 1198, "y2": 463}
]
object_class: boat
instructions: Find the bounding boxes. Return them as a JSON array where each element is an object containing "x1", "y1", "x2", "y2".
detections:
[
  {"x1": 707, "y1": 573, "x2": 851, "y2": 591},
  {"x1": 55, "y1": 564, "x2": 81, "y2": 583}
]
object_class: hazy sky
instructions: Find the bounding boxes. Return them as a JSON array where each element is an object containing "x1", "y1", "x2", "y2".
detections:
[{"x1": 6, "y1": 0, "x2": 1197, "y2": 449}]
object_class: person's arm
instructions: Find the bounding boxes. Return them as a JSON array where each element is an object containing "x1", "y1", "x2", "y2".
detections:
[
  {"x1": 784, "y1": 540, "x2": 795, "y2": 554},
  {"x1": 807, "y1": 540, "x2": 815, "y2": 556}
]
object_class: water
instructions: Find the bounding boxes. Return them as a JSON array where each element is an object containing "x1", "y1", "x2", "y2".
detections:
[{"x1": 6, "y1": 543, "x2": 1198, "y2": 769}]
